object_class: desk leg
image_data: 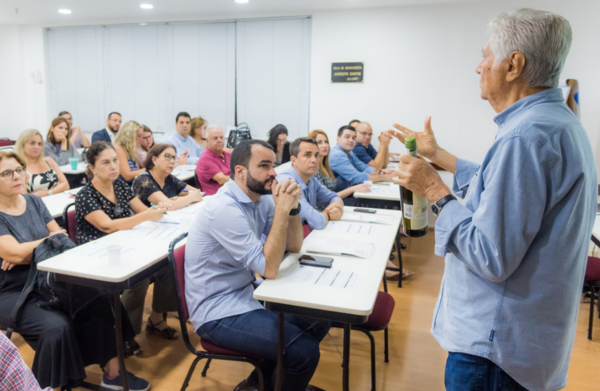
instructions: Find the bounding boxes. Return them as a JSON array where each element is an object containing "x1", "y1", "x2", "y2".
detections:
[
  {"x1": 274, "y1": 312, "x2": 285, "y2": 391},
  {"x1": 113, "y1": 292, "x2": 130, "y2": 391},
  {"x1": 343, "y1": 323, "x2": 351, "y2": 391},
  {"x1": 395, "y1": 232, "x2": 403, "y2": 288}
]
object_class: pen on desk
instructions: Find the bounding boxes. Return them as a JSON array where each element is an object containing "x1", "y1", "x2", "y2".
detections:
[{"x1": 150, "y1": 203, "x2": 168, "y2": 214}]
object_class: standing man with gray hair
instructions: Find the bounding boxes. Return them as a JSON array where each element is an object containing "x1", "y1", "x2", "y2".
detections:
[{"x1": 391, "y1": 9, "x2": 596, "y2": 391}]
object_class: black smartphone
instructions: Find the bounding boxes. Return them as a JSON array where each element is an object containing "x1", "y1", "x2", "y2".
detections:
[
  {"x1": 299, "y1": 254, "x2": 334, "y2": 268},
  {"x1": 354, "y1": 208, "x2": 376, "y2": 214}
]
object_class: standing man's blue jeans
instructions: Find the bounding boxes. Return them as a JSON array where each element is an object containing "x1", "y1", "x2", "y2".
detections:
[
  {"x1": 445, "y1": 352, "x2": 528, "y2": 391},
  {"x1": 198, "y1": 309, "x2": 330, "y2": 391}
]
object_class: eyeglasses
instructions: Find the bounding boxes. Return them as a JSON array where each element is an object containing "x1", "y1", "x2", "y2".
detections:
[
  {"x1": 0, "y1": 166, "x2": 26, "y2": 180},
  {"x1": 163, "y1": 154, "x2": 177, "y2": 162},
  {"x1": 138, "y1": 135, "x2": 152, "y2": 141},
  {"x1": 357, "y1": 131, "x2": 373, "y2": 137}
]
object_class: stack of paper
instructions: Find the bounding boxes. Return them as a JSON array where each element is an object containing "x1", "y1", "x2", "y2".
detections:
[
  {"x1": 305, "y1": 237, "x2": 375, "y2": 259},
  {"x1": 340, "y1": 212, "x2": 393, "y2": 225}
]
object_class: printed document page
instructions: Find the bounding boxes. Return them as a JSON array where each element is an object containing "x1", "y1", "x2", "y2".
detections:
[
  {"x1": 322, "y1": 221, "x2": 379, "y2": 236},
  {"x1": 341, "y1": 212, "x2": 393, "y2": 225},
  {"x1": 306, "y1": 237, "x2": 375, "y2": 259},
  {"x1": 281, "y1": 263, "x2": 359, "y2": 289}
]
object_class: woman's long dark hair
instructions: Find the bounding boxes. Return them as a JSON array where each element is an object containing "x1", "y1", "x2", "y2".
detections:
[
  {"x1": 86, "y1": 141, "x2": 115, "y2": 180},
  {"x1": 267, "y1": 124, "x2": 288, "y2": 152}
]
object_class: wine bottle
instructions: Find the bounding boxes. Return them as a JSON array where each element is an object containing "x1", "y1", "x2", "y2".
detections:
[{"x1": 399, "y1": 137, "x2": 428, "y2": 237}]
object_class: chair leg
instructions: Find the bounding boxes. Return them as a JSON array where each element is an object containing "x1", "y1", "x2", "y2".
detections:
[
  {"x1": 181, "y1": 356, "x2": 202, "y2": 391},
  {"x1": 589, "y1": 283, "x2": 595, "y2": 340},
  {"x1": 354, "y1": 327, "x2": 376, "y2": 391},
  {"x1": 384, "y1": 326, "x2": 389, "y2": 364},
  {"x1": 382, "y1": 275, "x2": 388, "y2": 293},
  {"x1": 201, "y1": 358, "x2": 212, "y2": 377}
]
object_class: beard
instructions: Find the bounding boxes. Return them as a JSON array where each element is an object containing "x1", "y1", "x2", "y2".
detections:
[{"x1": 246, "y1": 171, "x2": 274, "y2": 195}]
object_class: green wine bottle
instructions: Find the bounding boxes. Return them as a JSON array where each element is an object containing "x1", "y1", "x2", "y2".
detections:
[{"x1": 399, "y1": 137, "x2": 428, "y2": 237}]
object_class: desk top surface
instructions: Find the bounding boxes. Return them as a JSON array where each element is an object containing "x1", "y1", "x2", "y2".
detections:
[{"x1": 254, "y1": 207, "x2": 402, "y2": 316}]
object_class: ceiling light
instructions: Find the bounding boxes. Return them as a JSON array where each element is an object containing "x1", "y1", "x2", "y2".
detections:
[
  {"x1": 140, "y1": 4, "x2": 154, "y2": 9},
  {"x1": 140, "y1": 23, "x2": 147, "y2": 26},
  {"x1": 235, "y1": 0, "x2": 249, "y2": 3},
  {"x1": 58, "y1": 9, "x2": 72, "y2": 14}
]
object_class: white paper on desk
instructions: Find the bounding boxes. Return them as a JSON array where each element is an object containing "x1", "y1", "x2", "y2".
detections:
[
  {"x1": 172, "y1": 201, "x2": 205, "y2": 215},
  {"x1": 368, "y1": 186, "x2": 399, "y2": 196},
  {"x1": 323, "y1": 221, "x2": 379, "y2": 236},
  {"x1": 120, "y1": 222, "x2": 183, "y2": 240},
  {"x1": 340, "y1": 212, "x2": 393, "y2": 225},
  {"x1": 306, "y1": 237, "x2": 375, "y2": 259},
  {"x1": 281, "y1": 264, "x2": 359, "y2": 290}
]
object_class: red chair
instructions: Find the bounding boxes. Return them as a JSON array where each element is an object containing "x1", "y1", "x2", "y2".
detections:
[
  {"x1": 302, "y1": 224, "x2": 312, "y2": 239},
  {"x1": 584, "y1": 255, "x2": 600, "y2": 340},
  {"x1": 168, "y1": 233, "x2": 264, "y2": 391},
  {"x1": 0, "y1": 138, "x2": 14, "y2": 147},
  {"x1": 62, "y1": 203, "x2": 77, "y2": 244}
]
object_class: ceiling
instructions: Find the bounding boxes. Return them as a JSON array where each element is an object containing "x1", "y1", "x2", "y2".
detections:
[{"x1": 1, "y1": 0, "x2": 490, "y2": 26}]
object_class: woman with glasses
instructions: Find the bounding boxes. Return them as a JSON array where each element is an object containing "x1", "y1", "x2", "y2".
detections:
[
  {"x1": 0, "y1": 151, "x2": 150, "y2": 391},
  {"x1": 137, "y1": 125, "x2": 154, "y2": 168},
  {"x1": 133, "y1": 144, "x2": 203, "y2": 210},
  {"x1": 15, "y1": 129, "x2": 69, "y2": 197},
  {"x1": 114, "y1": 120, "x2": 145, "y2": 184},
  {"x1": 43, "y1": 117, "x2": 81, "y2": 166},
  {"x1": 76, "y1": 142, "x2": 180, "y2": 348}
]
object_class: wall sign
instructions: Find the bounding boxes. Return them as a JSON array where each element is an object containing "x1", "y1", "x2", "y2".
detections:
[{"x1": 331, "y1": 62, "x2": 364, "y2": 83}]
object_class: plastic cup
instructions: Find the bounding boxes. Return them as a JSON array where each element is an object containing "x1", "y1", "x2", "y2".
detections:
[
  {"x1": 106, "y1": 244, "x2": 122, "y2": 266},
  {"x1": 69, "y1": 157, "x2": 79, "y2": 170}
]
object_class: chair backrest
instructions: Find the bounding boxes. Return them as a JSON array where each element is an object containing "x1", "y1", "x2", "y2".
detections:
[
  {"x1": 168, "y1": 233, "x2": 197, "y2": 353},
  {"x1": 62, "y1": 203, "x2": 77, "y2": 244},
  {"x1": 0, "y1": 139, "x2": 14, "y2": 147},
  {"x1": 302, "y1": 224, "x2": 312, "y2": 239}
]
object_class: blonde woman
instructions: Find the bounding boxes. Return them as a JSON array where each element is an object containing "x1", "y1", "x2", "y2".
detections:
[
  {"x1": 114, "y1": 120, "x2": 145, "y2": 184},
  {"x1": 44, "y1": 117, "x2": 81, "y2": 166},
  {"x1": 190, "y1": 116, "x2": 208, "y2": 150},
  {"x1": 308, "y1": 129, "x2": 370, "y2": 199},
  {"x1": 16, "y1": 129, "x2": 69, "y2": 197}
]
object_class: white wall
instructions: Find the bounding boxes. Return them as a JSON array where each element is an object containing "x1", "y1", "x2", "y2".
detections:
[
  {"x1": 309, "y1": 0, "x2": 600, "y2": 166},
  {"x1": 3, "y1": 0, "x2": 600, "y2": 172}
]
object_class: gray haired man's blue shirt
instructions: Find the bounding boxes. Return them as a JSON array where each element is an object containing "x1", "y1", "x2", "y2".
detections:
[{"x1": 432, "y1": 88, "x2": 597, "y2": 390}]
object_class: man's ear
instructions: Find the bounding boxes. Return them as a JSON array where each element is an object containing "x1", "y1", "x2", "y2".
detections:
[
  {"x1": 506, "y1": 51, "x2": 526, "y2": 83},
  {"x1": 290, "y1": 155, "x2": 297, "y2": 165},
  {"x1": 234, "y1": 165, "x2": 246, "y2": 181}
]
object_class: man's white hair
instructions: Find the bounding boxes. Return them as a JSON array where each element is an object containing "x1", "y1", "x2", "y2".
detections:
[
  {"x1": 487, "y1": 8, "x2": 572, "y2": 88},
  {"x1": 206, "y1": 124, "x2": 223, "y2": 137}
]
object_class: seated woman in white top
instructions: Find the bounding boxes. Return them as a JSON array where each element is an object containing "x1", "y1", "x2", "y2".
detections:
[
  {"x1": 133, "y1": 144, "x2": 203, "y2": 210},
  {"x1": 15, "y1": 129, "x2": 69, "y2": 197}
]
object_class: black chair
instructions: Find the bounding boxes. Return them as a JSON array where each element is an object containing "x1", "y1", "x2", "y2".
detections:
[{"x1": 168, "y1": 233, "x2": 264, "y2": 391}]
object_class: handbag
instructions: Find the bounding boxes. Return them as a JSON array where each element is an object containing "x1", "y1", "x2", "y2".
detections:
[{"x1": 227, "y1": 122, "x2": 252, "y2": 149}]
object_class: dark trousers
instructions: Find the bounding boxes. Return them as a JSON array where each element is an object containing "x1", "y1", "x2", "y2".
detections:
[
  {"x1": 445, "y1": 352, "x2": 528, "y2": 391},
  {"x1": 198, "y1": 309, "x2": 330, "y2": 391},
  {"x1": 0, "y1": 289, "x2": 135, "y2": 389}
]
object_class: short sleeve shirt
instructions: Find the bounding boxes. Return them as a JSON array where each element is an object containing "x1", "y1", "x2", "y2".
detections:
[
  {"x1": 353, "y1": 143, "x2": 377, "y2": 165},
  {"x1": 0, "y1": 195, "x2": 53, "y2": 293},
  {"x1": 132, "y1": 171, "x2": 188, "y2": 208},
  {"x1": 196, "y1": 150, "x2": 231, "y2": 195},
  {"x1": 75, "y1": 179, "x2": 135, "y2": 245}
]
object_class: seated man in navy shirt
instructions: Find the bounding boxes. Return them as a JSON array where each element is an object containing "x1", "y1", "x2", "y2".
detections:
[
  {"x1": 353, "y1": 122, "x2": 396, "y2": 169},
  {"x1": 278, "y1": 137, "x2": 344, "y2": 229},
  {"x1": 185, "y1": 140, "x2": 330, "y2": 391},
  {"x1": 91, "y1": 112, "x2": 121, "y2": 144},
  {"x1": 329, "y1": 125, "x2": 395, "y2": 193}
]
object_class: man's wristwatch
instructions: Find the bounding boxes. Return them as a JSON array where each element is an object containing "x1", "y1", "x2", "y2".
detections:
[
  {"x1": 289, "y1": 203, "x2": 302, "y2": 216},
  {"x1": 431, "y1": 194, "x2": 456, "y2": 217}
]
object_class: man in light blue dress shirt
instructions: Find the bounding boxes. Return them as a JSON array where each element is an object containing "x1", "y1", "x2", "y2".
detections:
[
  {"x1": 277, "y1": 137, "x2": 344, "y2": 230},
  {"x1": 166, "y1": 112, "x2": 204, "y2": 165},
  {"x1": 392, "y1": 9, "x2": 597, "y2": 391},
  {"x1": 185, "y1": 140, "x2": 330, "y2": 391},
  {"x1": 329, "y1": 125, "x2": 394, "y2": 193}
]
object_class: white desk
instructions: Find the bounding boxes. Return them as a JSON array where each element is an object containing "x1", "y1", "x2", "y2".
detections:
[
  {"x1": 37, "y1": 198, "x2": 209, "y2": 391},
  {"x1": 254, "y1": 207, "x2": 402, "y2": 391},
  {"x1": 43, "y1": 188, "x2": 82, "y2": 218},
  {"x1": 172, "y1": 165, "x2": 196, "y2": 182},
  {"x1": 59, "y1": 161, "x2": 87, "y2": 175}
]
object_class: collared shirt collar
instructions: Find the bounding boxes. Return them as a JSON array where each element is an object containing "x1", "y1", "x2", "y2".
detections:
[
  {"x1": 208, "y1": 148, "x2": 226, "y2": 160},
  {"x1": 173, "y1": 131, "x2": 187, "y2": 142},
  {"x1": 285, "y1": 164, "x2": 310, "y2": 191},
  {"x1": 224, "y1": 179, "x2": 262, "y2": 207},
  {"x1": 493, "y1": 88, "x2": 564, "y2": 129},
  {"x1": 333, "y1": 143, "x2": 348, "y2": 155}
]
